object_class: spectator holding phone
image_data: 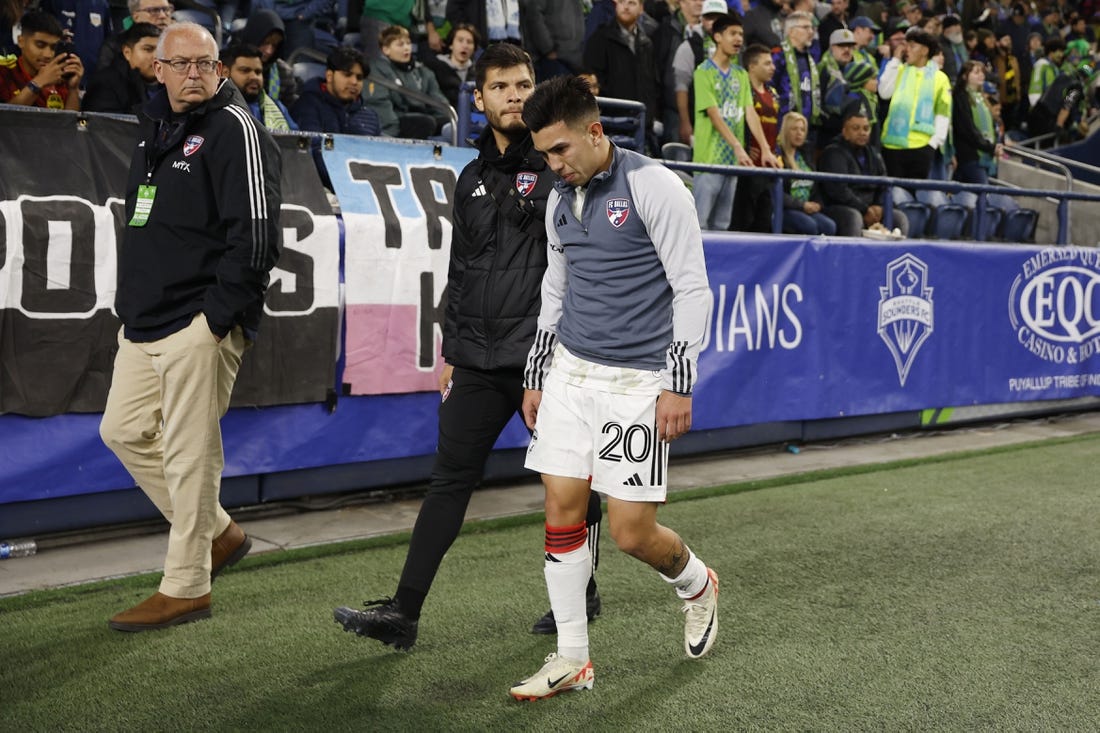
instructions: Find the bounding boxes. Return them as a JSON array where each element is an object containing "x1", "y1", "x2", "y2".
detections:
[{"x1": 0, "y1": 10, "x2": 83, "y2": 110}]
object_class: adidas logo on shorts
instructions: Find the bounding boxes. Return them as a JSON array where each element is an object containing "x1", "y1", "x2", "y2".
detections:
[{"x1": 623, "y1": 473, "x2": 644, "y2": 486}]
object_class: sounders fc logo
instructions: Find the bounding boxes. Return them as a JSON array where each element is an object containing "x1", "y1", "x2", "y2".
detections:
[{"x1": 878, "y1": 254, "x2": 934, "y2": 387}]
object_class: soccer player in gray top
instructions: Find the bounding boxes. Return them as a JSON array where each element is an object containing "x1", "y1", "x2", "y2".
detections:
[{"x1": 509, "y1": 75, "x2": 717, "y2": 701}]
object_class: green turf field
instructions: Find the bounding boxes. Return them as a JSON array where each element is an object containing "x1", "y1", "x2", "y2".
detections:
[{"x1": 2, "y1": 435, "x2": 1098, "y2": 730}]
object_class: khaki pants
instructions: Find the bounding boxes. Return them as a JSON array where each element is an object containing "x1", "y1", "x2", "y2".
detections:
[{"x1": 100, "y1": 313, "x2": 247, "y2": 598}]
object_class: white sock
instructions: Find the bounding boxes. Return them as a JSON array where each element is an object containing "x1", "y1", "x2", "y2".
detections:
[
  {"x1": 545, "y1": 522, "x2": 591, "y2": 662},
  {"x1": 659, "y1": 548, "x2": 709, "y2": 600}
]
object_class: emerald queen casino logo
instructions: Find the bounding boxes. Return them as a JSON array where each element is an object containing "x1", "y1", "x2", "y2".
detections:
[{"x1": 1009, "y1": 247, "x2": 1100, "y2": 365}]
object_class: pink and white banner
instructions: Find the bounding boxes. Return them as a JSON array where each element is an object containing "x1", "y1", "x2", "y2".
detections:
[{"x1": 325, "y1": 137, "x2": 476, "y2": 394}]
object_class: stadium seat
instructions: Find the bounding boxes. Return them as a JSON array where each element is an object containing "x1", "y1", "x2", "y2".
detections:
[
  {"x1": 895, "y1": 200, "x2": 931, "y2": 238},
  {"x1": 661, "y1": 142, "x2": 692, "y2": 161},
  {"x1": 976, "y1": 206, "x2": 1004, "y2": 241},
  {"x1": 660, "y1": 142, "x2": 694, "y2": 188},
  {"x1": 293, "y1": 61, "x2": 327, "y2": 84},
  {"x1": 173, "y1": 8, "x2": 218, "y2": 37},
  {"x1": 1002, "y1": 208, "x2": 1039, "y2": 242},
  {"x1": 601, "y1": 115, "x2": 642, "y2": 151},
  {"x1": 930, "y1": 203, "x2": 969, "y2": 240}
]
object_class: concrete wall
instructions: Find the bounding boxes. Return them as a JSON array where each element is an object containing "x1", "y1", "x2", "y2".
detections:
[{"x1": 997, "y1": 158, "x2": 1100, "y2": 247}]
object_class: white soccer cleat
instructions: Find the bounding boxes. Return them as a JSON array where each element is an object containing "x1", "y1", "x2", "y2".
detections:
[
  {"x1": 683, "y1": 567, "x2": 718, "y2": 658},
  {"x1": 509, "y1": 653, "x2": 594, "y2": 701}
]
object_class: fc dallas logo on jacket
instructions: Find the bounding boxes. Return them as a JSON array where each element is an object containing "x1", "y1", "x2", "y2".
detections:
[
  {"x1": 515, "y1": 171, "x2": 538, "y2": 197},
  {"x1": 183, "y1": 135, "x2": 205, "y2": 156},
  {"x1": 606, "y1": 198, "x2": 630, "y2": 228}
]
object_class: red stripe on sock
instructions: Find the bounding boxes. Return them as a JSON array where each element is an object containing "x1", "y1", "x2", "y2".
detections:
[
  {"x1": 687, "y1": 577, "x2": 711, "y2": 601},
  {"x1": 545, "y1": 522, "x2": 587, "y2": 553}
]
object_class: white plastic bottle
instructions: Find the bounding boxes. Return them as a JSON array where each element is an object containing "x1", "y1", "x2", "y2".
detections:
[{"x1": 0, "y1": 540, "x2": 37, "y2": 559}]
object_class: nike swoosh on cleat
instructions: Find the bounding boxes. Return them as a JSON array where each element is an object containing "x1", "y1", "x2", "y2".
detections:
[
  {"x1": 547, "y1": 673, "x2": 570, "y2": 688},
  {"x1": 688, "y1": 610, "x2": 716, "y2": 657}
]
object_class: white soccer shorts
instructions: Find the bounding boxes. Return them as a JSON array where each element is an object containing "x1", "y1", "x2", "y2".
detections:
[{"x1": 525, "y1": 346, "x2": 670, "y2": 502}]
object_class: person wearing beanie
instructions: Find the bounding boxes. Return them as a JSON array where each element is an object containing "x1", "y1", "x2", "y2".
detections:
[
  {"x1": 843, "y1": 59, "x2": 881, "y2": 145},
  {"x1": 878, "y1": 25, "x2": 952, "y2": 180},
  {"x1": 939, "y1": 15, "x2": 968, "y2": 82}
]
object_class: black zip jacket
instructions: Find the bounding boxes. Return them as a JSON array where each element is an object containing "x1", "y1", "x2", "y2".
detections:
[
  {"x1": 115, "y1": 79, "x2": 282, "y2": 339},
  {"x1": 817, "y1": 138, "x2": 890, "y2": 213},
  {"x1": 442, "y1": 130, "x2": 553, "y2": 371},
  {"x1": 952, "y1": 87, "x2": 997, "y2": 167}
]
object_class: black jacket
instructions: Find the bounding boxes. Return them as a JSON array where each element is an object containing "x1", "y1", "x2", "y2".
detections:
[
  {"x1": 442, "y1": 131, "x2": 553, "y2": 371},
  {"x1": 744, "y1": 0, "x2": 784, "y2": 49},
  {"x1": 83, "y1": 56, "x2": 156, "y2": 114},
  {"x1": 583, "y1": 20, "x2": 659, "y2": 125},
  {"x1": 952, "y1": 87, "x2": 997, "y2": 166},
  {"x1": 817, "y1": 138, "x2": 889, "y2": 213},
  {"x1": 116, "y1": 79, "x2": 282, "y2": 339}
]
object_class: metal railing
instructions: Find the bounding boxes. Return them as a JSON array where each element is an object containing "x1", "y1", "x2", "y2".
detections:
[
  {"x1": 288, "y1": 48, "x2": 458, "y2": 146},
  {"x1": 455, "y1": 83, "x2": 647, "y2": 151},
  {"x1": 662, "y1": 160, "x2": 1100, "y2": 245},
  {"x1": 366, "y1": 74, "x2": 458, "y2": 147}
]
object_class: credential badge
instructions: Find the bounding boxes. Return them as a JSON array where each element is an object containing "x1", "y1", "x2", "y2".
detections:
[
  {"x1": 878, "y1": 253, "x2": 934, "y2": 386},
  {"x1": 606, "y1": 198, "x2": 630, "y2": 228},
  {"x1": 183, "y1": 135, "x2": 205, "y2": 157},
  {"x1": 515, "y1": 171, "x2": 538, "y2": 197}
]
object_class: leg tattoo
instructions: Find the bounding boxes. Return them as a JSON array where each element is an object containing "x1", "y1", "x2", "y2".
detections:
[{"x1": 655, "y1": 538, "x2": 689, "y2": 577}]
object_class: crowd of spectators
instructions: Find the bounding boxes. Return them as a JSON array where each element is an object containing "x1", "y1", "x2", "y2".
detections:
[{"x1": 1, "y1": 0, "x2": 1098, "y2": 238}]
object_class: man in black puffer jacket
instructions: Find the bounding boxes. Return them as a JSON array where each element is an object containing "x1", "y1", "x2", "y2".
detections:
[{"x1": 334, "y1": 43, "x2": 603, "y2": 651}]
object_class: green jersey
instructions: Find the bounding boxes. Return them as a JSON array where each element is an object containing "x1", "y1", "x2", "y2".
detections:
[{"x1": 693, "y1": 58, "x2": 753, "y2": 166}]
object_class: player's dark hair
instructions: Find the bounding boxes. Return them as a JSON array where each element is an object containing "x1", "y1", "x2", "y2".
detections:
[
  {"x1": 474, "y1": 41, "x2": 533, "y2": 92},
  {"x1": 522, "y1": 74, "x2": 599, "y2": 134}
]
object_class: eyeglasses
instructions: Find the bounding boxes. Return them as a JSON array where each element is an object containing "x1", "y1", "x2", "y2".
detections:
[
  {"x1": 139, "y1": 5, "x2": 174, "y2": 16},
  {"x1": 158, "y1": 58, "x2": 219, "y2": 74}
]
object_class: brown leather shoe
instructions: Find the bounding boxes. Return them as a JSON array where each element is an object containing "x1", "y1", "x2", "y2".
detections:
[
  {"x1": 211, "y1": 520, "x2": 252, "y2": 581},
  {"x1": 108, "y1": 591, "x2": 211, "y2": 632}
]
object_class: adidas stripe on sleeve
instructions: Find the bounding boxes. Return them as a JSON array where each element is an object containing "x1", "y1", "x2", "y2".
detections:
[
  {"x1": 629, "y1": 164, "x2": 710, "y2": 395},
  {"x1": 523, "y1": 189, "x2": 566, "y2": 391}
]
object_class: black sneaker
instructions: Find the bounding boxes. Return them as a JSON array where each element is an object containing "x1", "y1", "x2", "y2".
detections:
[
  {"x1": 334, "y1": 597, "x2": 418, "y2": 651},
  {"x1": 530, "y1": 585, "x2": 602, "y2": 635}
]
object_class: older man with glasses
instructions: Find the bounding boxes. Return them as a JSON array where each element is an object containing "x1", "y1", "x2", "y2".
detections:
[
  {"x1": 96, "y1": 0, "x2": 175, "y2": 72},
  {"x1": 131, "y1": 0, "x2": 175, "y2": 30},
  {"x1": 772, "y1": 11, "x2": 822, "y2": 148},
  {"x1": 101, "y1": 22, "x2": 282, "y2": 632}
]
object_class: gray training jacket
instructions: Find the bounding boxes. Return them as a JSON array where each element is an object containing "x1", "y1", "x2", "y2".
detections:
[{"x1": 524, "y1": 144, "x2": 710, "y2": 396}]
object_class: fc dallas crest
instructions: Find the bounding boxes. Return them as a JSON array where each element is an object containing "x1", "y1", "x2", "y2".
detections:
[
  {"x1": 606, "y1": 198, "x2": 630, "y2": 228},
  {"x1": 183, "y1": 135, "x2": 205, "y2": 157},
  {"x1": 515, "y1": 171, "x2": 538, "y2": 197}
]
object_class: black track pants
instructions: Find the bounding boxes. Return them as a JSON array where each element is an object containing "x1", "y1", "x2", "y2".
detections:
[{"x1": 396, "y1": 366, "x2": 602, "y2": 605}]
